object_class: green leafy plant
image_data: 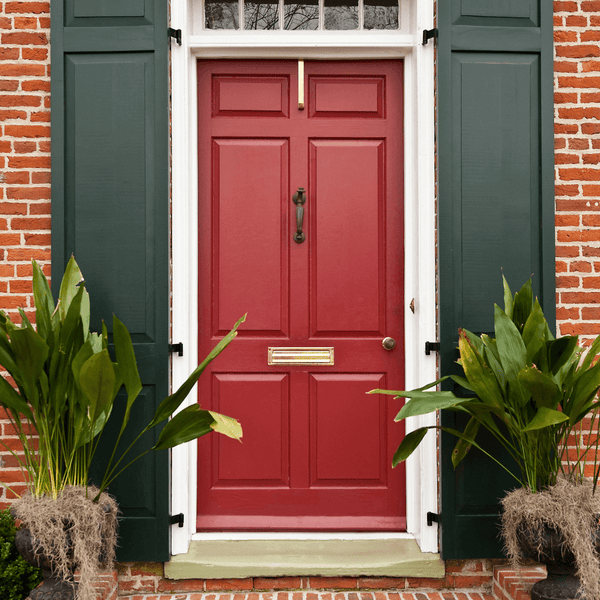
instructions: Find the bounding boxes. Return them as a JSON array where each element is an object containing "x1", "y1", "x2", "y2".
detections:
[
  {"x1": 0, "y1": 257, "x2": 244, "y2": 501},
  {"x1": 0, "y1": 508, "x2": 42, "y2": 600},
  {"x1": 370, "y1": 277, "x2": 600, "y2": 493}
]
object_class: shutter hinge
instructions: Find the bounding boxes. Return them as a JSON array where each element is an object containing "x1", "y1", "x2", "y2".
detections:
[
  {"x1": 169, "y1": 342, "x2": 184, "y2": 357},
  {"x1": 168, "y1": 27, "x2": 182, "y2": 45},
  {"x1": 170, "y1": 513, "x2": 185, "y2": 527},
  {"x1": 422, "y1": 28, "x2": 438, "y2": 45},
  {"x1": 425, "y1": 341, "x2": 440, "y2": 355},
  {"x1": 427, "y1": 511, "x2": 440, "y2": 526}
]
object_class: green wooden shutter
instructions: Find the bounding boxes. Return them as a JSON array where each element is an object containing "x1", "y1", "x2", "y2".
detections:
[
  {"x1": 51, "y1": 0, "x2": 170, "y2": 562},
  {"x1": 437, "y1": 0, "x2": 555, "y2": 559}
]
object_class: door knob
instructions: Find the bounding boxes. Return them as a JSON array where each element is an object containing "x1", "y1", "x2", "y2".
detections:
[{"x1": 382, "y1": 337, "x2": 396, "y2": 351}]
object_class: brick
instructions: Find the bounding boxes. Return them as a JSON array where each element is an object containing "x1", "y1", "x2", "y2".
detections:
[
  {"x1": 1, "y1": 32, "x2": 48, "y2": 45},
  {"x1": 556, "y1": 214, "x2": 579, "y2": 226},
  {"x1": 555, "y1": 184, "x2": 580, "y2": 196},
  {"x1": 22, "y1": 47, "x2": 48, "y2": 60},
  {"x1": 4, "y1": 124, "x2": 50, "y2": 138},
  {"x1": 24, "y1": 233, "x2": 50, "y2": 245},
  {"x1": 0, "y1": 81, "x2": 19, "y2": 92},
  {"x1": 554, "y1": 0, "x2": 578, "y2": 10},
  {"x1": 309, "y1": 579, "x2": 358, "y2": 590},
  {"x1": 555, "y1": 92, "x2": 578, "y2": 103},
  {"x1": 14, "y1": 16, "x2": 38, "y2": 28},
  {"x1": 8, "y1": 156, "x2": 51, "y2": 169},
  {"x1": 558, "y1": 107, "x2": 600, "y2": 120},
  {"x1": 358, "y1": 579, "x2": 406, "y2": 589},
  {"x1": 254, "y1": 579, "x2": 303, "y2": 590},
  {"x1": 554, "y1": 30, "x2": 578, "y2": 42},
  {"x1": 5, "y1": 2, "x2": 50, "y2": 13},
  {"x1": 582, "y1": 92, "x2": 600, "y2": 102},
  {"x1": 556, "y1": 45, "x2": 600, "y2": 58},
  {"x1": 6, "y1": 187, "x2": 49, "y2": 200},
  {"x1": 205, "y1": 580, "x2": 254, "y2": 592},
  {"x1": 10, "y1": 217, "x2": 50, "y2": 230},
  {"x1": 3, "y1": 172, "x2": 30, "y2": 184},
  {"x1": 554, "y1": 60, "x2": 578, "y2": 73},
  {"x1": 584, "y1": 154, "x2": 600, "y2": 164},
  {"x1": 569, "y1": 261, "x2": 593, "y2": 272},
  {"x1": 29, "y1": 201, "x2": 51, "y2": 214},
  {"x1": 0, "y1": 48, "x2": 21, "y2": 60},
  {"x1": 559, "y1": 168, "x2": 600, "y2": 181},
  {"x1": 21, "y1": 80, "x2": 50, "y2": 92},
  {"x1": 0, "y1": 63, "x2": 46, "y2": 77},
  {"x1": 0, "y1": 110, "x2": 28, "y2": 120},
  {"x1": 0, "y1": 202, "x2": 27, "y2": 214},
  {"x1": 555, "y1": 153, "x2": 580, "y2": 165},
  {"x1": 30, "y1": 111, "x2": 50, "y2": 122},
  {"x1": 566, "y1": 16, "x2": 588, "y2": 27},
  {"x1": 559, "y1": 76, "x2": 600, "y2": 89},
  {"x1": 582, "y1": 60, "x2": 600, "y2": 72}
]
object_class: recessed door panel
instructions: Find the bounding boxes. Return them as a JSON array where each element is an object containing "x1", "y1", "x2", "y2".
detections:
[
  {"x1": 213, "y1": 139, "x2": 289, "y2": 335},
  {"x1": 197, "y1": 60, "x2": 404, "y2": 531},
  {"x1": 209, "y1": 374, "x2": 290, "y2": 486},
  {"x1": 310, "y1": 373, "x2": 386, "y2": 483},
  {"x1": 311, "y1": 140, "x2": 383, "y2": 334}
]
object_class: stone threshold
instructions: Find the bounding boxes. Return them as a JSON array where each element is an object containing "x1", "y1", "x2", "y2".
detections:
[{"x1": 165, "y1": 539, "x2": 445, "y2": 580}]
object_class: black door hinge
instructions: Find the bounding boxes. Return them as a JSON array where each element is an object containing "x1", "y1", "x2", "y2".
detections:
[
  {"x1": 425, "y1": 341, "x2": 440, "y2": 355},
  {"x1": 170, "y1": 513, "x2": 185, "y2": 527},
  {"x1": 168, "y1": 27, "x2": 182, "y2": 45},
  {"x1": 422, "y1": 28, "x2": 438, "y2": 45},
  {"x1": 427, "y1": 511, "x2": 440, "y2": 526},
  {"x1": 169, "y1": 342, "x2": 184, "y2": 357}
]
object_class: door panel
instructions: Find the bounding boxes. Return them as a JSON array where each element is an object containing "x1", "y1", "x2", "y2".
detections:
[
  {"x1": 197, "y1": 60, "x2": 405, "y2": 531},
  {"x1": 214, "y1": 138, "x2": 289, "y2": 334}
]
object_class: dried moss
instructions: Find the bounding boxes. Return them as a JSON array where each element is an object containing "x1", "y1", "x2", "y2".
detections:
[
  {"x1": 501, "y1": 479, "x2": 600, "y2": 600},
  {"x1": 11, "y1": 486, "x2": 118, "y2": 600}
]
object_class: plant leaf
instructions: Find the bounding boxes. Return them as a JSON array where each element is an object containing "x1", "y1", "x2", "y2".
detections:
[
  {"x1": 518, "y1": 366, "x2": 560, "y2": 410},
  {"x1": 113, "y1": 315, "x2": 142, "y2": 433},
  {"x1": 148, "y1": 314, "x2": 246, "y2": 428},
  {"x1": 391, "y1": 427, "x2": 430, "y2": 467},
  {"x1": 458, "y1": 329, "x2": 504, "y2": 410},
  {"x1": 79, "y1": 349, "x2": 116, "y2": 426},
  {"x1": 521, "y1": 407, "x2": 569, "y2": 432},
  {"x1": 452, "y1": 416, "x2": 480, "y2": 468},
  {"x1": 58, "y1": 256, "x2": 84, "y2": 322},
  {"x1": 152, "y1": 404, "x2": 215, "y2": 450},
  {"x1": 209, "y1": 411, "x2": 242, "y2": 441}
]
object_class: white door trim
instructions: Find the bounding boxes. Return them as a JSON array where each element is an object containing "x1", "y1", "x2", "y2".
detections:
[{"x1": 170, "y1": 0, "x2": 437, "y2": 557}]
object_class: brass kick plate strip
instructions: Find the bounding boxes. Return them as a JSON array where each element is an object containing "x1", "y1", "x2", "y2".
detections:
[{"x1": 268, "y1": 347, "x2": 334, "y2": 366}]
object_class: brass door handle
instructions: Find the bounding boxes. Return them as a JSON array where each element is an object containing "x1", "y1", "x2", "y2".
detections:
[
  {"x1": 293, "y1": 187, "x2": 306, "y2": 243},
  {"x1": 382, "y1": 337, "x2": 396, "y2": 350}
]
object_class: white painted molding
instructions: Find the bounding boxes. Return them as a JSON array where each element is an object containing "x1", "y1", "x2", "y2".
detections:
[{"x1": 170, "y1": 0, "x2": 437, "y2": 557}]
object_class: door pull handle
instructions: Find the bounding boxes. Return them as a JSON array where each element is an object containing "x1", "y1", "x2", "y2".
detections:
[{"x1": 293, "y1": 187, "x2": 306, "y2": 243}]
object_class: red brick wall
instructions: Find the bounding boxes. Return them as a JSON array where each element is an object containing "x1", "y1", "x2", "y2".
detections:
[
  {"x1": 554, "y1": 0, "x2": 600, "y2": 339},
  {"x1": 0, "y1": 0, "x2": 51, "y2": 510}
]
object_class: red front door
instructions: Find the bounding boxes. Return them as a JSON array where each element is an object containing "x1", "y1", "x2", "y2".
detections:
[{"x1": 197, "y1": 60, "x2": 405, "y2": 530}]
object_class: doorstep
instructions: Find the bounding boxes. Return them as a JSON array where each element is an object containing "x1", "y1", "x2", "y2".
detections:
[{"x1": 165, "y1": 539, "x2": 445, "y2": 579}]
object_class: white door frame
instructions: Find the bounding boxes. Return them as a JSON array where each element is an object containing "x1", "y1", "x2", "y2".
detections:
[{"x1": 169, "y1": 0, "x2": 438, "y2": 557}]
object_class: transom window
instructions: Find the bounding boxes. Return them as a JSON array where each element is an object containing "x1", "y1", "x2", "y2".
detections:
[{"x1": 204, "y1": 0, "x2": 399, "y2": 30}]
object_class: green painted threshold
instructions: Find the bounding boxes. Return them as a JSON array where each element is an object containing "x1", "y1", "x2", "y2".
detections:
[{"x1": 165, "y1": 538, "x2": 445, "y2": 580}]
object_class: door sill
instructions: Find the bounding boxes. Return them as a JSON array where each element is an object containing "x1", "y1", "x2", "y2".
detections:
[{"x1": 164, "y1": 538, "x2": 444, "y2": 579}]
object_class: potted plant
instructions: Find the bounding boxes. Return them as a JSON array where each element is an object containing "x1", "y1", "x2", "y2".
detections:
[
  {"x1": 370, "y1": 277, "x2": 600, "y2": 600},
  {"x1": 0, "y1": 257, "x2": 244, "y2": 600}
]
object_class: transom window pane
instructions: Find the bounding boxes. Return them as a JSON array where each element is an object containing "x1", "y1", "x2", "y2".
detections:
[{"x1": 204, "y1": 0, "x2": 400, "y2": 29}]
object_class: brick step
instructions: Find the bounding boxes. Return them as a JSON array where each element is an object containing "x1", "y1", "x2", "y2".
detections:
[{"x1": 87, "y1": 563, "x2": 547, "y2": 600}]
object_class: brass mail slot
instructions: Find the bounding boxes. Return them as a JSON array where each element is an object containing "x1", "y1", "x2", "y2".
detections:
[{"x1": 268, "y1": 347, "x2": 334, "y2": 366}]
